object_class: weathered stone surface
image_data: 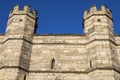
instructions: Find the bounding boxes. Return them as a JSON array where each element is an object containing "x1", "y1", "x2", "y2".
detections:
[{"x1": 0, "y1": 5, "x2": 120, "y2": 80}]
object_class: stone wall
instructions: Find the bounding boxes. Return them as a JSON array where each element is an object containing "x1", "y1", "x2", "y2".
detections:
[
  {"x1": 32, "y1": 35, "x2": 86, "y2": 44},
  {"x1": 30, "y1": 35, "x2": 87, "y2": 71},
  {"x1": 0, "y1": 34, "x2": 4, "y2": 48},
  {"x1": 0, "y1": 35, "x2": 4, "y2": 69},
  {"x1": 0, "y1": 5, "x2": 120, "y2": 80},
  {"x1": 115, "y1": 36, "x2": 120, "y2": 70},
  {"x1": 88, "y1": 69, "x2": 115, "y2": 80},
  {"x1": 28, "y1": 73, "x2": 87, "y2": 80},
  {"x1": 0, "y1": 68, "x2": 19, "y2": 80}
]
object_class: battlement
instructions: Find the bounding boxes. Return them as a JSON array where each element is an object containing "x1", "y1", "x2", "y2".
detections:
[
  {"x1": 83, "y1": 5, "x2": 112, "y2": 19},
  {"x1": 9, "y1": 5, "x2": 37, "y2": 19},
  {"x1": 1, "y1": 5, "x2": 120, "y2": 80}
]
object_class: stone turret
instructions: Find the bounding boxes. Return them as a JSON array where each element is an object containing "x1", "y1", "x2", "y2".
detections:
[
  {"x1": 83, "y1": 5, "x2": 114, "y2": 42},
  {"x1": 83, "y1": 5, "x2": 112, "y2": 19},
  {"x1": 83, "y1": 6, "x2": 119, "y2": 80},
  {"x1": 6, "y1": 5, "x2": 37, "y2": 41},
  {"x1": 1, "y1": 5, "x2": 37, "y2": 80}
]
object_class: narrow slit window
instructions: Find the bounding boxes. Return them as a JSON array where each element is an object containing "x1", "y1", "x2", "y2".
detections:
[
  {"x1": 90, "y1": 61, "x2": 92, "y2": 68},
  {"x1": 51, "y1": 59, "x2": 55, "y2": 69},
  {"x1": 24, "y1": 75, "x2": 26, "y2": 80}
]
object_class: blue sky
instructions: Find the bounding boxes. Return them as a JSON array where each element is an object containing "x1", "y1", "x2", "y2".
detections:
[{"x1": 0, "y1": 0, "x2": 120, "y2": 34}]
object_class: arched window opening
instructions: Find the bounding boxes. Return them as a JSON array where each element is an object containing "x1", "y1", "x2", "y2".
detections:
[
  {"x1": 51, "y1": 58, "x2": 55, "y2": 69},
  {"x1": 24, "y1": 75, "x2": 26, "y2": 80}
]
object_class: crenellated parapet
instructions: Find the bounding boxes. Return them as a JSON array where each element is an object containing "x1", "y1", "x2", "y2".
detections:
[
  {"x1": 83, "y1": 5, "x2": 112, "y2": 19},
  {"x1": 0, "y1": 5, "x2": 120, "y2": 80},
  {"x1": 9, "y1": 5, "x2": 37, "y2": 19}
]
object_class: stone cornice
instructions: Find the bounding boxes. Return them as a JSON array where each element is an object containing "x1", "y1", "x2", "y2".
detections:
[{"x1": 0, "y1": 66, "x2": 120, "y2": 74}]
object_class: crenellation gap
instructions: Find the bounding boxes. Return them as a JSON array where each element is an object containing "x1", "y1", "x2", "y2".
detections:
[
  {"x1": 31, "y1": 9, "x2": 37, "y2": 16},
  {"x1": 10, "y1": 9, "x2": 13, "y2": 14}
]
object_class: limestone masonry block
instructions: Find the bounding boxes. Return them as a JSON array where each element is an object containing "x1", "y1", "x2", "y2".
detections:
[{"x1": 0, "y1": 5, "x2": 120, "y2": 80}]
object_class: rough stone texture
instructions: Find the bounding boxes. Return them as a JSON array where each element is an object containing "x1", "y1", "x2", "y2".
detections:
[
  {"x1": 28, "y1": 73, "x2": 87, "y2": 80},
  {"x1": 0, "y1": 5, "x2": 120, "y2": 80}
]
